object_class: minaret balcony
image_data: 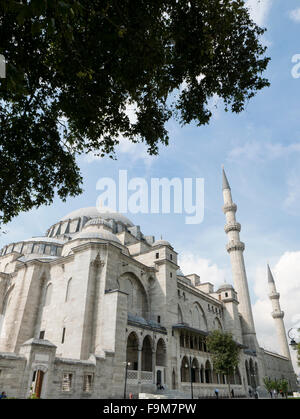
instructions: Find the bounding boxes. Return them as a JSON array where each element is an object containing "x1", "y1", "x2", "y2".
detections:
[
  {"x1": 224, "y1": 222, "x2": 241, "y2": 234},
  {"x1": 226, "y1": 240, "x2": 245, "y2": 253},
  {"x1": 222, "y1": 203, "x2": 237, "y2": 214},
  {"x1": 271, "y1": 310, "x2": 284, "y2": 319},
  {"x1": 268, "y1": 292, "x2": 280, "y2": 300}
]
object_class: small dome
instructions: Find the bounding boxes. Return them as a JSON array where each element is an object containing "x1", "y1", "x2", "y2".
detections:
[
  {"x1": 217, "y1": 283, "x2": 233, "y2": 291},
  {"x1": 72, "y1": 230, "x2": 121, "y2": 244},
  {"x1": 152, "y1": 240, "x2": 173, "y2": 248},
  {"x1": 176, "y1": 269, "x2": 184, "y2": 277}
]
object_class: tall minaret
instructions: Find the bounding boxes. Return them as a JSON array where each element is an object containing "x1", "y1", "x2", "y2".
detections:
[
  {"x1": 222, "y1": 167, "x2": 257, "y2": 350},
  {"x1": 267, "y1": 264, "x2": 291, "y2": 359}
]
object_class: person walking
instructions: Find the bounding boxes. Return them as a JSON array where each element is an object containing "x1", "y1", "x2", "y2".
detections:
[
  {"x1": 0, "y1": 392, "x2": 7, "y2": 399},
  {"x1": 214, "y1": 388, "x2": 219, "y2": 399}
]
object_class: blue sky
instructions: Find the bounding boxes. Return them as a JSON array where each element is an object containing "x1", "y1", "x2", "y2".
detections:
[{"x1": 1, "y1": 1, "x2": 300, "y2": 372}]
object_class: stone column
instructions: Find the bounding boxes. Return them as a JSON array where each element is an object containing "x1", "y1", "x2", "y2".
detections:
[
  {"x1": 137, "y1": 346, "x2": 142, "y2": 381},
  {"x1": 152, "y1": 348, "x2": 156, "y2": 384}
]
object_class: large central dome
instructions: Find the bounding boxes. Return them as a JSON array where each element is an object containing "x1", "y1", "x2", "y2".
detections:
[{"x1": 60, "y1": 206, "x2": 134, "y2": 227}]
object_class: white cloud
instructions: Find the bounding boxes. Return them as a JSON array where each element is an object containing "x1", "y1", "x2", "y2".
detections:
[
  {"x1": 289, "y1": 8, "x2": 300, "y2": 23},
  {"x1": 245, "y1": 0, "x2": 273, "y2": 26},
  {"x1": 252, "y1": 252, "x2": 300, "y2": 374},
  {"x1": 228, "y1": 141, "x2": 300, "y2": 163},
  {"x1": 178, "y1": 252, "x2": 226, "y2": 288}
]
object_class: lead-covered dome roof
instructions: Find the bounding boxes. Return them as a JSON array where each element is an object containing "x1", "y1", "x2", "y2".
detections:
[
  {"x1": 47, "y1": 206, "x2": 134, "y2": 238},
  {"x1": 60, "y1": 207, "x2": 134, "y2": 227}
]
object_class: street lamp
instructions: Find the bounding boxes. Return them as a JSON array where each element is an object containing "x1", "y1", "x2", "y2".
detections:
[
  {"x1": 123, "y1": 361, "x2": 131, "y2": 399},
  {"x1": 185, "y1": 356, "x2": 196, "y2": 399},
  {"x1": 288, "y1": 328, "x2": 298, "y2": 350}
]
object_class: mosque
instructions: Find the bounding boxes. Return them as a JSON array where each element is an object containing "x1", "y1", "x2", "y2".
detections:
[{"x1": 0, "y1": 169, "x2": 297, "y2": 398}]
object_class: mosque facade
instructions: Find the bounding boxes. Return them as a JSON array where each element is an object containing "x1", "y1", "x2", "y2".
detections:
[{"x1": 0, "y1": 170, "x2": 297, "y2": 398}]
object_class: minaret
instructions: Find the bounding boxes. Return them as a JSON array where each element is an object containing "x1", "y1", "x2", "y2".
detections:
[
  {"x1": 267, "y1": 264, "x2": 291, "y2": 359},
  {"x1": 222, "y1": 167, "x2": 257, "y2": 350}
]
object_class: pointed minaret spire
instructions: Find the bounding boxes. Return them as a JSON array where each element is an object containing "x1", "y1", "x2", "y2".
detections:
[
  {"x1": 267, "y1": 264, "x2": 275, "y2": 283},
  {"x1": 222, "y1": 166, "x2": 231, "y2": 191},
  {"x1": 222, "y1": 168, "x2": 258, "y2": 350},
  {"x1": 267, "y1": 265, "x2": 291, "y2": 359}
]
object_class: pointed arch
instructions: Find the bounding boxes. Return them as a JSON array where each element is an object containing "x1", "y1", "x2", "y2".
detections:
[
  {"x1": 191, "y1": 358, "x2": 200, "y2": 383},
  {"x1": 118, "y1": 272, "x2": 149, "y2": 318},
  {"x1": 205, "y1": 360, "x2": 212, "y2": 383},
  {"x1": 141, "y1": 335, "x2": 153, "y2": 372},
  {"x1": 181, "y1": 356, "x2": 190, "y2": 382},
  {"x1": 191, "y1": 303, "x2": 207, "y2": 331},
  {"x1": 126, "y1": 331, "x2": 139, "y2": 371}
]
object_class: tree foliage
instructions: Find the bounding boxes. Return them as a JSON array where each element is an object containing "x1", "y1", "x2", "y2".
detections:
[
  {"x1": 263, "y1": 377, "x2": 289, "y2": 398},
  {"x1": 0, "y1": 0, "x2": 270, "y2": 224},
  {"x1": 206, "y1": 330, "x2": 240, "y2": 374},
  {"x1": 206, "y1": 330, "x2": 240, "y2": 397}
]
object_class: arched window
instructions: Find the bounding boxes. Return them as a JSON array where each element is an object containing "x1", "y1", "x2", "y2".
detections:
[
  {"x1": 44, "y1": 283, "x2": 53, "y2": 307},
  {"x1": 65, "y1": 278, "x2": 72, "y2": 302}
]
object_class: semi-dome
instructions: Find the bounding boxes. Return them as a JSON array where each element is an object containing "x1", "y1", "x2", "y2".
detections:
[
  {"x1": 72, "y1": 230, "x2": 121, "y2": 244},
  {"x1": 176, "y1": 269, "x2": 185, "y2": 277},
  {"x1": 60, "y1": 206, "x2": 134, "y2": 227}
]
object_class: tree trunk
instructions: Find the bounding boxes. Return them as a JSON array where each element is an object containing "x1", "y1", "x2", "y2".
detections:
[{"x1": 227, "y1": 370, "x2": 231, "y2": 399}]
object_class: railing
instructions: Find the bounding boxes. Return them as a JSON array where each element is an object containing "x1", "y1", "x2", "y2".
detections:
[
  {"x1": 127, "y1": 370, "x2": 153, "y2": 383},
  {"x1": 127, "y1": 370, "x2": 138, "y2": 381},
  {"x1": 141, "y1": 371, "x2": 153, "y2": 382}
]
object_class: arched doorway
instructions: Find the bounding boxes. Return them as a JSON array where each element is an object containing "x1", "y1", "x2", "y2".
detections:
[
  {"x1": 249, "y1": 359, "x2": 256, "y2": 388},
  {"x1": 141, "y1": 335, "x2": 153, "y2": 372},
  {"x1": 155, "y1": 338, "x2": 166, "y2": 387},
  {"x1": 31, "y1": 369, "x2": 45, "y2": 398},
  {"x1": 156, "y1": 370, "x2": 162, "y2": 386},
  {"x1": 126, "y1": 332, "x2": 139, "y2": 371}
]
